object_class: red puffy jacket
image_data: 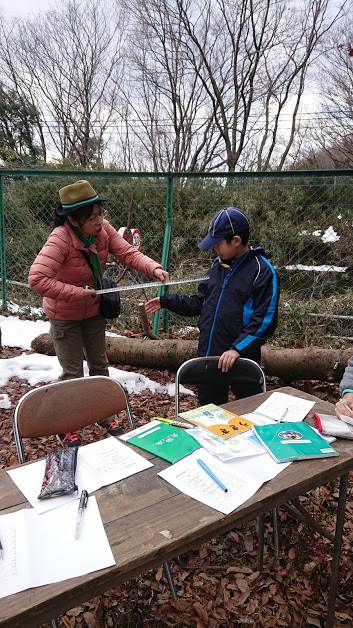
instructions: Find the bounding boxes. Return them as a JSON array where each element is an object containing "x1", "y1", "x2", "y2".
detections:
[{"x1": 28, "y1": 219, "x2": 162, "y2": 320}]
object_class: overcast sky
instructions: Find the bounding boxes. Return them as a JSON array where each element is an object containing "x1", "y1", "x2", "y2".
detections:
[{"x1": 1, "y1": 0, "x2": 54, "y2": 18}]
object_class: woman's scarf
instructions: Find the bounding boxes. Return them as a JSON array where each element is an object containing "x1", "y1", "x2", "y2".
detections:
[{"x1": 72, "y1": 227, "x2": 103, "y2": 289}]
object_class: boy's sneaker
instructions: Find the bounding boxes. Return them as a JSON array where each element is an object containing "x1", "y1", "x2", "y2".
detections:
[
  {"x1": 98, "y1": 418, "x2": 124, "y2": 436},
  {"x1": 57, "y1": 432, "x2": 81, "y2": 447}
]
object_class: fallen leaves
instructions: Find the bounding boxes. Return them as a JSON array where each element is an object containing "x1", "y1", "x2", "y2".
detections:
[{"x1": 2, "y1": 359, "x2": 353, "y2": 626}]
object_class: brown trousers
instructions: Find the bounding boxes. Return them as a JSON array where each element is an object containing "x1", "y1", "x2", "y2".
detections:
[{"x1": 49, "y1": 316, "x2": 109, "y2": 381}]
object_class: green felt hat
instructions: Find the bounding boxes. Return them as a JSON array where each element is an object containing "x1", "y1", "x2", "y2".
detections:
[{"x1": 57, "y1": 180, "x2": 105, "y2": 215}]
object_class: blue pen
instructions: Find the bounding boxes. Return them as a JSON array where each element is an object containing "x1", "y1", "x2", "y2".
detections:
[{"x1": 197, "y1": 458, "x2": 228, "y2": 493}]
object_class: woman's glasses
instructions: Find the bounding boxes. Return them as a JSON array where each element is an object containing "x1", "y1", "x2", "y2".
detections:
[{"x1": 85, "y1": 209, "x2": 105, "y2": 224}]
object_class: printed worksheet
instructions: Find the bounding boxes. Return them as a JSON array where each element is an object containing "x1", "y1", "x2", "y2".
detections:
[
  {"x1": 222, "y1": 449, "x2": 291, "y2": 482},
  {"x1": 158, "y1": 450, "x2": 263, "y2": 514},
  {"x1": 252, "y1": 392, "x2": 315, "y2": 423},
  {"x1": 0, "y1": 497, "x2": 115, "y2": 599},
  {"x1": 7, "y1": 437, "x2": 153, "y2": 514},
  {"x1": 188, "y1": 427, "x2": 264, "y2": 461}
]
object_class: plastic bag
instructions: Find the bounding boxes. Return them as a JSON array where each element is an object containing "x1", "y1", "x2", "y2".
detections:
[
  {"x1": 38, "y1": 447, "x2": 79, "y2": 499},
  {"x1": 313, "y1": 412, "x2": 353, "y2": 439},
  {"x1": 99, "y1": 277, "x2": 121, "y2": 319}
]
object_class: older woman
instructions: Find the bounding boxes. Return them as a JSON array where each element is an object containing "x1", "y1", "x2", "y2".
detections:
[{"x1": 29, "y1": 179, "x2": 168, "y2": 446}]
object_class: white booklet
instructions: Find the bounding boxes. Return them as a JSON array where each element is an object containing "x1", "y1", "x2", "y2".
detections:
[
  {"x1": 158, "y1": 449, "x2": 263, "y2": 515},
  {"x1": 0, "y1": 496, "x2": 115, "y2": 599},
  {"x1": 7, "y1": 437, "x2": 153, "y2": 514},
  {"x1": 187, "y1": 427, "x2": 264, "y2": 461},
  {"x1": 252, "y1": 392, "x2": 315, "y2": 423}
]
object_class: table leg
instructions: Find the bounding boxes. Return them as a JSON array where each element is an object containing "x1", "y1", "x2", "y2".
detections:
[
  {"x1": 272, "y1": 508, "x2": 279, "y2": 563},
  {"x1": 325, "y1": 473, "x2": 349, "y2": 628},
  {"x1": 257, "y1": 514, "x2": 265, "y2": 572},
  {"x1": 163, "y1": 561, "x2": 177, "y2": 600}
]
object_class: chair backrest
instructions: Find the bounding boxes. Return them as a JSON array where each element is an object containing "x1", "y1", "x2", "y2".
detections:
[
  {"x1": 13, "y1": 376, "x2": 135, "y2": 463},
  {"x1": 175, "y1": 356, "x2": 266, "y2": 416}
]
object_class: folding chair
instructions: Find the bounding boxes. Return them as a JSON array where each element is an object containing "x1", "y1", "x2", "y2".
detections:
[
  {"x1": 175, "y1": 356, "x2": 266, "y2": 417},
  {"x1": 12, "y1": 376, "x2": 177, "y2": 625},
  {"x1": 13, "y1": 376, "x2": 135, "y2": 464},
  {"x1": 174, "y1": 356, "x2": 278, "y2": 569}
]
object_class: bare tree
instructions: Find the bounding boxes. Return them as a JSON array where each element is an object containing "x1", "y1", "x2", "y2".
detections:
[
  {"x1": 169, "y1": 0, "x2": 345, "y2": 171},
  {"x1": 119, "y1": 0, "x2": 220, "y2": 172},
  {"x1": 0, "y1": 18, "x2": 48, "y2": 162},
  {"x1": 0, "y1": 0, "x2": 126, "y2": 166},
  {"x1": 308, "y1": 18, "x2": 353, "y2": 168}
]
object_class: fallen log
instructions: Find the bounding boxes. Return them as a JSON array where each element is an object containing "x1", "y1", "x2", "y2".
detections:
[{"x1": 31, "y1": 333, "x2": 353, "y2": 383}]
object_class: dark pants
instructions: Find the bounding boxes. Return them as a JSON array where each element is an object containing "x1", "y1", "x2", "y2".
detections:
[
  {"x1": 197, "y1": 351, "x2": 263, "y2": 405},
  {"x1": 197, "y1": 379, "x2": 263, "y2": 406},
  {"x1": 50, "y1": 316, "x2": 109, "y2": 380},
  {"x1": 50, "y1": 316, "x2": 114, "y2": 427}
]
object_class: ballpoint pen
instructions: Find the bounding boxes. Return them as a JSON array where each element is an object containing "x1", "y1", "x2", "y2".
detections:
[
  {"x1": 340, "y1": 399, "x2": 353, "y2": 414},
  {"x1": 74, "y1": 490, "x2": 89, "y2": 540},
  {"x1": 278, "y1": 407, "x2": 289, "y2": 423},
  {"x1": 197, "y1": 458, "x2": 228, "y2": 493}
]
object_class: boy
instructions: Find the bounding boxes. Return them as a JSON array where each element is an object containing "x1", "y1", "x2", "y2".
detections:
[{"x1": 145, "y1": 207, "x2": 279, "y2": 405}]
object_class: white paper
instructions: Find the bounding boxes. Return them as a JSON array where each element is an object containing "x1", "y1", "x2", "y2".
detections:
[
  {"x1": 253, "y1": 392, "x2": 315, "y2": 423},
  {"x1": 242, "y1": 412, "x2": 276, "y2": 426},
  {"x1": 219, "y1": 450, "x2": 291, "y2": 482},
  {"x1": 7, "y1": 437, "x2": 153, "y2": 514},
  {"x1": 188, "y1": 427, "x2": 264, "y2": 461},
  {"x1": 0, "y1": 497, "x2": 115, "y2": 599},
  {"x1": 158, "y1": 450, "x2": 263, "y2": 514},
  {"x1": 78, "y1": 437, "x2": 153, "y2": 486},
  {"x1": 119, "y1": 420, "x2": 161, "y2": 441}
]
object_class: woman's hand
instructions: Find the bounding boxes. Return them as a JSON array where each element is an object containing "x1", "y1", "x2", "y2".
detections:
[
  {"x1": 218, "y1": 349, "x2": 240, "y2": 373},
  {"x1": 335, "y1": 393, "x2": 353, "y2": 418},
  {"x1": 83, "y1": 285, "x2": 97, "y2": 298},
  {"x1": 144, "y1": 298, "x2": 161, "y2": 313},
  {"x1": 153, "y1": 268, "x2": 169, "y2": 282}
]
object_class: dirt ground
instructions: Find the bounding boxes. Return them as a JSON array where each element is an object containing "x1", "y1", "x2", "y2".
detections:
[{"x1": 1, "y1": 346, "x2": 353, "y2": 628}]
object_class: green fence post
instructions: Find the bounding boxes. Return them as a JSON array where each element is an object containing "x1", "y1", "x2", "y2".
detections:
[
  {"x1": 0, "y1": 176, "x2": 7, "y2": 311},
  {"x1": 153, "y1": 174, "x2": 174, "y2": 337}
]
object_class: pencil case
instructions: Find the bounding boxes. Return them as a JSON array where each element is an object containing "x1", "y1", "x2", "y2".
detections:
[{"x1": 38, "y1": 447, "x2": 79, "y2": 499}]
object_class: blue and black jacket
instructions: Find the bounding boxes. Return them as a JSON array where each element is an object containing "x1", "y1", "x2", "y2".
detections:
[{"x1": 160, "y1": 246, "x2": 279, "y2": 359}]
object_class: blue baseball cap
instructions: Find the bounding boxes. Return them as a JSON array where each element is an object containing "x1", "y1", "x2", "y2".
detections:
[{"x1": 198, "y1": 207, "x2": 250, "y2": 249}]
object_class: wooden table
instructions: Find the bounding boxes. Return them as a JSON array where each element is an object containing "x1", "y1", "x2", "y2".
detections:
[{"x1": 1, "y1": 386, "x2": 352, "y2": 628}]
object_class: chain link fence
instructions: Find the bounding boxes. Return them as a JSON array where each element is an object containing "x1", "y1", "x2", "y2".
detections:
[{"x1": 1, "y1": 169, "x2": 353, "y2": 347}]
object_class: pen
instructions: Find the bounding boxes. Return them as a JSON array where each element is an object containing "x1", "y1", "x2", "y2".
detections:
[
  {"x1": 340, "y1": 399, "x2": 353, "y2": 414},
  {"x1": 155, "y1": 417, "x2": 192, "y2": 429},
  {"x1": 197, "y1": 458, "x2": 228, "y2": 493},
  {"x1": 74, "y1": 490, "x2": 89, "y2": 540},
  {"x1": 278, "y1": 407, "x2": 289, "y2": 423}
]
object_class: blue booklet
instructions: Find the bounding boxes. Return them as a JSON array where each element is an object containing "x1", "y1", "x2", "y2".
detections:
[{"x1": 253, "y1": 422, "x2": 338, "y2": 463}]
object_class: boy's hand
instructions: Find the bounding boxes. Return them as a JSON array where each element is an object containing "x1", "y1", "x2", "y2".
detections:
[
  {"x1": 218, "y1": 349, "x2": 240, "y2": 373},
  {"x1": 153, "y1": 268, "x2": 169, "y2": 282},
  {"x1": 335, "y1": 393, "x2": 353, "y2": 418},
  {"x1": 145, "y1": 297, "x2": 161, "y2": 313}
]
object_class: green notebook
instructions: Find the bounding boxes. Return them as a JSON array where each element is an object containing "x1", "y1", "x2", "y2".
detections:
[
  {"x1": 253, "y1": 422, "x2": 338, "y2": 463},
  {"x1": 126, "y1": 421, "x2": 201, "y2": 463}
]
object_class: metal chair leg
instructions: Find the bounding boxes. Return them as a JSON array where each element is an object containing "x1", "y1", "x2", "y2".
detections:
[
  {"x1": 325, "y1": 473, "x2": 348, "y2": 628},
  {"x1": 257, "y1": 514, "x2": 265, "y2": 571},
  {"x1": 272, "y1": 507, "x2": 279, "y2": 562},
  {"x1": 163, "y1": 561, "x2": 177, "y2": 600}
]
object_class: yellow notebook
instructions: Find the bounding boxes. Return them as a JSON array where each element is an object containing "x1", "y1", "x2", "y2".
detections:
[{"x1": 179, "y1": 403, "x2": 253, "y2": 439}]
